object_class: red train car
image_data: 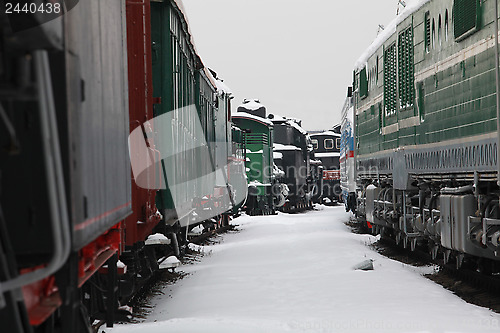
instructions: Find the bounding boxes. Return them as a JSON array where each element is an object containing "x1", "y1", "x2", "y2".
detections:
[
  {"x1": 0, "y1": 1, "x2": 164, "y2": 332},
  {"x1": 0, "y1": 1, "x2": 238, "y2": 332},
  {"x1": 125, "y1": 0, "x2": 162, "y2": 249},
  {"x1": 117, "y1": 0, "x2": 165, "y2": 306}
]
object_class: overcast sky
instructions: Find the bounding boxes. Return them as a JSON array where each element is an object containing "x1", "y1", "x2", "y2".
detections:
[{"x1": 182, "y1": 0, "x2": 405, "y2": 130}]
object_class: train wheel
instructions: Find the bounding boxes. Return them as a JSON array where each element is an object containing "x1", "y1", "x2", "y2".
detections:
[
  {"x1": 395, "y1": 232, "x2": 402, "y2": 245},
  {"x1": 443, "y1": 250, "x2": 451, "y2": 265},
  {"x1": 170, "y1": 231, "x2": 181, "y2": 257},
  {"x1": 402, "y1": 235, "x2": 408, "y2": 249},
  {"x1": 430, "y1": 244, "x2": 439, "y2": 261},
  {"x1": 222, "y1": 215, "x2": 230, "y2": 227},
  {"x1": 410, "y1": 238, "x2": 417, "y2": 252}
]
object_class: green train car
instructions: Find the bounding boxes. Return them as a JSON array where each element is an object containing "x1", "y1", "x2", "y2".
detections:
[
  {"x1": 229, "y1": 125, "x2": 249, "y2": 214},
  {"x1": 150, "y1": 0, "x2": 237, "y2": 244},
  {"x1": 232, "y1": 112, "x2": 276, "y2": 215},
  {"x1": 351, "y1": 0, "x2": 500, "y2": 270}
]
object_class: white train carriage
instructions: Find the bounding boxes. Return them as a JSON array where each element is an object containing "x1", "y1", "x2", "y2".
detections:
[{"x1": 340, "y1": 94, "x2": 356, "y2": 212}]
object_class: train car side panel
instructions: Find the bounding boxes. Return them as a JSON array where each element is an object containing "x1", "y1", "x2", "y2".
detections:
[
  {"x1": 125, "y1": 0, "x2": 162, "y2": 246},
  {"x1": 65, "y1": 0, "x2": 132, "y2": 249}
]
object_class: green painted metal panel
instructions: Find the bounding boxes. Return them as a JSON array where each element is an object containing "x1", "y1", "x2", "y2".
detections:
[
  {"x1": 424, "y1": 11, "x2": 431, "y2": 53},
  {"x1": 356, "y1": 108, "x2": 382, "y2": 155},
  {"x1": 151, "y1": 1, "x2": 217, "y2": 213},
  {"x1": 384, "y1": 43, "x2": 397, "y2": 117},
  {"x1": 398, "y1": 25, "x2": 415, "y2": 111},
  {"x1": 453, "y1": 0, "x2": 481, "y2": 41},
  {"x1": 231, "y1": 116, "x2": 274, "y2": 191},
  {"x1": 359, "y1": 67, "x2": 368, "y2": 99},
  {"x1": 354, "y1": 0, "x2": 500, "y2": 163}
]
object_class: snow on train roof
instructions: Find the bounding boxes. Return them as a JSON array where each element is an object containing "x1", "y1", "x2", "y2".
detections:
[
  {"x1": 238, "y1": 99, "x2": 265, "y2": 111},
  {"x1": 354, "y1": 0, "x2": 431, "y2": 71},
  {"x1": 273, "y1": 143, "x2": 301, "y2": 151},
  {"x1": 231, "y1": 112, "x2": 274, "y2": 126},
  {"x1": 310, "y1": 130, "x2": 340, "y2": 138},
  {"x1": 206, "y1": 69, "x2": 233, "y2": 96},
  {"x1": 268, "y1": 113, "x2": 286, "y2": 120},
  {"x1": 171, "y1": 1, "x2": 220, "y2": 91},
  {"x1": 174, "y1": 0, "x2": 188, "y2": 22},
  {"x1": 271, "y1": 117, "x2": 307, "y2": 135},
  {"x1": 171, "y1": 0, "x2": 199, "y2": 61},
  {"x1": 288, "y1": 120, "x2": 307, "y2": 135},
  {"x1": 214, "y1": 78, "x2": 232, "y2": 96}
]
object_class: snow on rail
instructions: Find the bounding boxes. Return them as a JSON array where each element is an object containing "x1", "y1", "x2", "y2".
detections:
[{"x1": 104, "y1": 206, "x2": 500, "y2": 333}]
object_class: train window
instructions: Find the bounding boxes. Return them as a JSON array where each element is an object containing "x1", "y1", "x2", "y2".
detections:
[
  {"x1": 312, "y1": 139, "x2": 318, "y2": 150},
  {"x1": 370, "y1": 69, "x2": 373, "y2": 88},
  {"x1": 425, "y1": 12, "x2": 431, "y2": 53},
  {"x1": 383, "y1": 42, "x2": 397, "y2": 116},
  {"x1": 398, "y1": 25, "x2": 414, "y2": 110},
  {"x1": 336, "y1": 138, "x2": 341, "y2": 149},
  {"x1": 438, "y1": 15, "x2": 442, "y2": 47},
  {"x1": 359, "y1": 67, "x2": 368, "y2": 99},
  {"x1": 369, "y1": 69, "x2": 372, "y2": 89},
  {"x1": 417, "y1": 82, "x2": 425, "y2": 121},
  {"x1": 432, "y1": 19, "x2": 435, "y2": 49},
  {"x1": 367, "y1": 69, "x2": 370, "y2": 91},
  {"x1": 378, "y1": 104, "x2": 383, "y2": 130},
  {"x1": 453, "y1": 0, "x2": 481, "y2": 41},
  {"x1": 445, "y1": 10, "x2": 449, "y2": 41},
  {"x1": 324, "y1": 139, "x2": 334, "y2": 150}
]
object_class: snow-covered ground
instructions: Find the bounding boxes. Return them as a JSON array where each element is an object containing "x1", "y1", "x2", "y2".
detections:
[{"x1": 102, "y1": 206, "x2": 500, "y2": 333}]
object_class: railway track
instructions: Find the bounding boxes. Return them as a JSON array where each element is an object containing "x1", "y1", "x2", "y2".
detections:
[
  {"x1": 347, "y1": 219, "x2": 500, "y2": 313},
  {"x1": 429, "y1": 264, "x2": 500, "y2": 311},
  {"x1": 188, "y1": 224, "x2": 236, "y2": 245},
  {"x1": 93, "y1": 224, "x2": 237, "y2": 332}
]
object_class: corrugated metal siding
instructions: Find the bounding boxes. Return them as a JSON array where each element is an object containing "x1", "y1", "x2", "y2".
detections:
[
  {"x1": 125, "y1": 0, "x2": 161, "y2": 246},
  {"x1": 453, "y1": 0, "x2": 481, "y2": 41},
  {"x1": 65, "y1": 0, "x2": 131, "y2": 250},
  {"x1": 355, "y1": 0, "x2": 499, "y2": 166}
]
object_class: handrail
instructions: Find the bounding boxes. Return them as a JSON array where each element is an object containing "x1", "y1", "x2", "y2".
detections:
[{"x1": 0, "y1": 50, "x2": 70, "y2": 297}]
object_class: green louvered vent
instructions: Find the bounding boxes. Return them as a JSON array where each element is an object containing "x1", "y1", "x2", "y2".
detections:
[
  {"x1": 425, "y1": 12, "x2": 430, "y2": 52},
  {"x1": 384, "y1": 43, "x2": 397, "y2": 116},
  {"x1": 359, "y1": 67, "x2": 368, "y2": 99},
  {"x1": 453, "y1": 0, "x2": 481, "y2": 41},
  {"x1": 245, "y1": 133, "x2": 269, "y2": 145},
  {"x1": 398, "y1": 26, "x2": 414, "y2": 109}
]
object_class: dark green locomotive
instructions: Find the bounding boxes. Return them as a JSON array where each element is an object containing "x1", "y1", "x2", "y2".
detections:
[
  {"x1": 149, "y1": 1, "x2": 240, "y2": 239},
  {"x1": 232, "y1": 110, "x2": 276, "y2": 215},
  {"x1": 351, "y1": 0, "x2": 500, "y2": 269}
]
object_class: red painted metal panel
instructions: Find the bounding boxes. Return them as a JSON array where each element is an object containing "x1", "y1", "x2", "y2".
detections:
[
  {"x1": 323, "y1": 170, "x2": 341, "y2": 180},
  {"x1": 21, "y1": 273, "x2": 61, "y2": 326},
  {"x1": 125, "y1": 0, "x2": 161, "y2": 247},
  {"x1": 78, "y1": 224, "x2": 122, "y2": 287}
]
